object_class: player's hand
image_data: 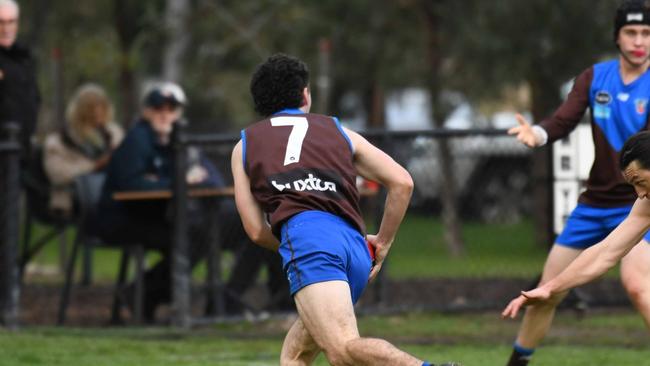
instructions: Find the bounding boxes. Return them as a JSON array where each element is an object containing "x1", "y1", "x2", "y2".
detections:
[
  {"x1": 501, "y1": 287, "x2": 552, "y2": 319},
  {"x1": 366, "y1": 234, "x2": 389, "y2": 282},
  {"x1": 507, "y1": 114, "x2": 538, "y2": 148}
]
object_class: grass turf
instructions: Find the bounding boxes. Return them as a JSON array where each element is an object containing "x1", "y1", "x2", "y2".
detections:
[{"x1": 1, "y1": 309, "x2": 647, "y2": 366}]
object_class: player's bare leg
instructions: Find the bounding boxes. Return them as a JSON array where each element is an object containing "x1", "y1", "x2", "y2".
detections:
[
  {"x1": 280, "y1": 317, "x2": 321, "y2": 365},
  {"x1": 294, "y1": 280, "x2": 423, "y2": 366},
  {"x1": 507, "y1": 245, "x2": 583, "y2": 365},
  {"x1": 515, "y1": 245, "x2": 583, "y2": 347},
  {"x1": 620, "y1": 240, "x2": 650, "y2": 329}
]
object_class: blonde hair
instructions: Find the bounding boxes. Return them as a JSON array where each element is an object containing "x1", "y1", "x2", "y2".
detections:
[{"x1": 66, "y1": 83, "x2": 114, "y2": 138}]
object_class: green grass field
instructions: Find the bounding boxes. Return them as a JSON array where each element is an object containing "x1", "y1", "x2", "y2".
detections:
[
  {"x1": 26, "y1": 215, "x2": 557, "y2": 282},
  {"x1": 15, "y1": 214, "x2": 639, "y2": 365},
  {"x1": 1, "y1": 310, "x2": 647, "y2": 365}
]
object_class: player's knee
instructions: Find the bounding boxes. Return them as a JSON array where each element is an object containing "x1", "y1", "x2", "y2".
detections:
[
  {"x1": 279, "y1": 353, "x2": 300, "y2": 366},
  {"x1": 622, "y1": 275, "x2": 649, "y2": 303},
  {"x1": 322, "y1": 341, "x2": 354, "y2": 366},
  {"x1": 323, "y1": 349, "x2": 351, "y2": 366}
]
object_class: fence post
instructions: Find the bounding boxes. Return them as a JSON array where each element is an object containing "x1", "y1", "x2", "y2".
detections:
[
  {"x1": 0, "y1": 123, "x2": 22, "y2": 328},
  {"x1": 171, "y1": 120, "x2": 191, "y2": 328}
]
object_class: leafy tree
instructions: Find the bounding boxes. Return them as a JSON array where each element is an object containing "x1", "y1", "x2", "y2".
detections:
[{"x1": 445, "y1": 0, "x2": 619, "y2": 246}]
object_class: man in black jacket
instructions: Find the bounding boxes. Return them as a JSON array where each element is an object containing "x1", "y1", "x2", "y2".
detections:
[
  {"x1": 0, "y1": 0, "x2": 40, "y2": 155},
  {"x1": 0, "y1": 0, "x2": 39, "y2": 327}
]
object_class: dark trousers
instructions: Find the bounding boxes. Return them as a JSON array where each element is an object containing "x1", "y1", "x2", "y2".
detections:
[{"x1": 94, "y1": 198, "x2": 292, "y2": 316}]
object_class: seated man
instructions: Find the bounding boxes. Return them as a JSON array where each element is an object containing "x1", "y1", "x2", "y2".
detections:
[
  {"x1": 94, "y1": 82, "x2": 290, "y2": 322},
  {"x1": 93, "y1": 82, "x2": 221, "y2": 322}
]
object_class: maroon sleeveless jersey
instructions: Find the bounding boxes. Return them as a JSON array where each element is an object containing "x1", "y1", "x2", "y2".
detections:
[{"x1": 242, "y1": 111, "x2": 365, "y2": 237}]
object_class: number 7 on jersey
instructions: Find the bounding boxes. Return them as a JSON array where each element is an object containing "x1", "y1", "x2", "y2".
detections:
[{"x1": 271, "y1": 116, "x2": 309, "y2": 166}]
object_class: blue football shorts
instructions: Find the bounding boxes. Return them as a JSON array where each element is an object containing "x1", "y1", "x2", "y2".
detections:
[
  {"x1": 556, "y1": 203, "x2": 650, "y2": 249},
  {"x1": 279, "y1": 210, "x2": 373, "y2": 304}
]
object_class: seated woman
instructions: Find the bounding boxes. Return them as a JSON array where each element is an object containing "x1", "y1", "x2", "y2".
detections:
[{"x1": 43, "y1": 83, "x2": 124, "y2": 217}]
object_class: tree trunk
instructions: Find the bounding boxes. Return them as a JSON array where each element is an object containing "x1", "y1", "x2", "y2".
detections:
[
  {"x1": 114, "y1": 0, "x2": 140, "y2": 127},
  {"x1": 528, "y1": 65, "x2": 561, "y2": 249},
  {"x1": 419, "y1": 0, "x2": 464, "y2": 257},
  {"x1": 163, "y1": 0, "x2": 191, "y2": 83},
  {"x1": 365, "y1": 81, "x2": 385, "y2": 129},
  {"x1": 315, "y1": 38, "x2": 332, "y2": 115}
]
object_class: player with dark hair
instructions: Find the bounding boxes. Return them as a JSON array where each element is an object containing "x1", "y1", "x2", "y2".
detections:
[
  {"x1": 232, "y1": 53, "x2": 459, "y2": 366},
  {"x1": 503, "y1": 130, "x2": 650, "y2": 319},
  {"x1": 505, "y1": 1, "x2": 650, "y2": 365}
]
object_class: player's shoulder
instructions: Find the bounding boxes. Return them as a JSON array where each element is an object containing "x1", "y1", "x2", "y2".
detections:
[{"x1": 592, "y1": 59, "x2": 619, "y2": 74}]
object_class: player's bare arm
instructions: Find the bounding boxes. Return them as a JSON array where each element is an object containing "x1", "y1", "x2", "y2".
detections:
[
  {"x1": 539, "y1": 198, "x2": 650, "y2": 292},
  {"x1": 231, "y1": 140, "x2": 280, "y2": 251},
  {"x1": 344, "y1": 127, "x2": 413, "y2": 280},
  {"x1": 502, "y1": 198, "x2": 650, "y2": 319}
]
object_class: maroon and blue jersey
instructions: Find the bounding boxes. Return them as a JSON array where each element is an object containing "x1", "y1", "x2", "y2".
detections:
[
  {"x1": 241, "y1": 109, "x2": 365, "y2": 238},
  {"x1": 540, "y1": 59, "x2": 650, "y2": 207}
]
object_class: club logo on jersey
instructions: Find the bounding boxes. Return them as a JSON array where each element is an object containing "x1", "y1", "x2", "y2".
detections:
[
  {"x1": 635, "y1": 98, "x2": 648, "y2": 114},
  {"x1": 595, "y1": 91, "x2": 611, "y2": 105},
  {"x1": 268, "y1": 169, "x2": 343, "y2": 198}
]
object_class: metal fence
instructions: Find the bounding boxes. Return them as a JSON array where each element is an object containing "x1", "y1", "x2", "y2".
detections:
[
  {"x1": 175, "y1": 126, "x2": 629, "y2": 315},
  {"x1": 6, "y1": 125, "x2": 631, "y2": 327}
]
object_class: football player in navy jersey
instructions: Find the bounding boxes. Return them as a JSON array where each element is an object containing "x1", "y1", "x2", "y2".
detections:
[
  {"x1": 505, "y1": 1, "x2": 650, "y2": 365},
  {"x1": 231, "y1": 54, "x2": 458, "y2": 366}
]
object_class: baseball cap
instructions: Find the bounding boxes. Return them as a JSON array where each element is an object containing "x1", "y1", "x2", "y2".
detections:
[
  {"x1": 614, "y1": 0, "x2": 650, "y2": 42},
  {"x1": 144, "y1": 82, "x2": 187, "y2": 108}
]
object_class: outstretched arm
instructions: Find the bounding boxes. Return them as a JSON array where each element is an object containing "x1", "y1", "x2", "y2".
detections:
[
  {"x1": 502, "y1": 198, "x2": 650, "y2": 318},
  {"x1": 507, "y1": 114, "x2": 546, "y2": 148},
  {"x1": 231, "y1": 140, "x2": 279, "y2": 251},
  {"x1": 344, "y1": 128, "x2": 413, "y2": 281}
]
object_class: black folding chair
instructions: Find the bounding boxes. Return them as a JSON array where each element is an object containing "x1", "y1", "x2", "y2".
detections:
[
  {"x1": 57, "y1": 172, "x2": 147, "y2": 325},
  {"x1": 20, "y1": 146, "x2": 75, "y2": 281}
]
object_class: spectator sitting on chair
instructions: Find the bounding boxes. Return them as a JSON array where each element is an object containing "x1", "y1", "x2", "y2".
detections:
[
  {"x1": 93, "y1": 81, "x2": 223, "y2": 323},
  {"x1": 93, "y1": 82, "x2": 292, "y2": 322},
  {"x1": 43, "y1": 83, "x2": 123, "y2": 218}
]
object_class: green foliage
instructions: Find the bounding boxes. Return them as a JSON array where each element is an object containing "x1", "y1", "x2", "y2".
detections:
[{"x1": 13, "y1": 1, "x2": 625, "y2": 131}]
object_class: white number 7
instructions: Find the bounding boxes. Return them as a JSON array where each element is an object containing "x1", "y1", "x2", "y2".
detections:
[{"x1": 271, "y1": 116, "x2": 309, "y2": 166}]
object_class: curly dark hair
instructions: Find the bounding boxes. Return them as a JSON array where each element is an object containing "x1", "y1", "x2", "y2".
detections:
[
  {"x1": 250, "y1": 53, "x2": 310, "y2": 117},
  {"x1": 620, "y1": 131, "x2": 650, "y2": 170}
]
